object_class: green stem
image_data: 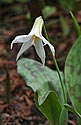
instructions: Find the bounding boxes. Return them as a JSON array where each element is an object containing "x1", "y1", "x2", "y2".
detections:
[
  {"x1": 52, "y1": 55, "x2": 66, "y2": 103},
  {"x1": 43, "y1": 24, "x2": 66, "y2": 103}
]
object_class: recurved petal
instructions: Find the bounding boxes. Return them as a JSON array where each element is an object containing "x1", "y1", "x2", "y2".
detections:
[
  {"x1": 34, "y1": 39, "x2": 45, "y2": 65},
  {"x1": 11, "y1": 35, "x2": 32, "y2": 49},
  {"x1": 16, "y1": 40, "x2": 32, "y2": 60},
  {"x1": 41, "y1": 36, "x2": 55, "y2": 56}
]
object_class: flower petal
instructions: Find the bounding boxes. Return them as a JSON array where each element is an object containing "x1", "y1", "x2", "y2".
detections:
[
  {"x1": 11, "y1": 35, "x2": 32, "y2": 49},
  {"x1": 29, "y1": 16, "x2": 43, "y2": 36},
  {"x1": 41, "y1": 36, "x2": 55, "y2": 56},
  {"x1": 16, "y1": 40, "x2": 32, "y2": 60},
  {"x1": 34, "y1": 38, "x2": 45, "y2": 65}
]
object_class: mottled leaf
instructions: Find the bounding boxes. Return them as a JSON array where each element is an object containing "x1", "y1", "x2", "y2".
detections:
[
  {"x1": 65, "y1": 36, "x2": 81, "y2": 124},
  {"x1": 17, "y1": 58, "x2": 67, "y2": 125},
  {"x1": 17, "y1": 58, "x2": 64, "y2": 105}
]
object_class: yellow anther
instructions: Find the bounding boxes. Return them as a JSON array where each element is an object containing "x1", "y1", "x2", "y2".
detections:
[{"x1": 33, "y1": 35, "x2": 37, "y2": 42}]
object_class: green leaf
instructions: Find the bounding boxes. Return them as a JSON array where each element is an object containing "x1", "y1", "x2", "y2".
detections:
[
  {"x1": 35, "y1": 91, "x2": 62, "y2": 125},
  {"x1": 60, "y1": 16, "x2": 70, "y2": 37},
  {"x1": 26, "y1": 12, "x2": 30, "y2": 20},
  {"x1": 17, "y1": 58, "x2": 67, "y2": 125},
  {"x1": 70, "y1": 11, "x2": 81, "y2": 37},
  {"x1": 59, "y1": 0, "x2": 75, "y2": 12},
  {"x1": 65, "y1": 36, "x2": 81, "y2": 124},
  {"x1": 64, "y1": 104, "x2": 81, "y2": 119},
  {"x1": 17, "y1": 58, "x2": 64, "y2": 105},
  {"x1": 42, "y1": 6, "x2": 56, "y2": 19}
]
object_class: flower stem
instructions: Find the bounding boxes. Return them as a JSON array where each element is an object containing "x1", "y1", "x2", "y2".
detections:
[
  {"x1": 43, "y1": 24, "x2": 67, "y2": 103},
  {"x1": 52, "y1": 53, "x2": 66, "y2": 103}
]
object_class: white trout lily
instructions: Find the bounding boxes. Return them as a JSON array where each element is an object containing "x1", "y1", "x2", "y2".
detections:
[{"x1": 11, "y1": 16, "x2": 55, "y2": 65}]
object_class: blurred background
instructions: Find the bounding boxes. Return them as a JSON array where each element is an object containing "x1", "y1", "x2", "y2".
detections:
[{"x1": 0, "y1": 0, "x2": 81, "y2": 124}]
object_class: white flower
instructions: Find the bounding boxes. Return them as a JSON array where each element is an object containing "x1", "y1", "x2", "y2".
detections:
[{"x1": 11, "y1": 16, "x2": 55, "y2": 65}]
